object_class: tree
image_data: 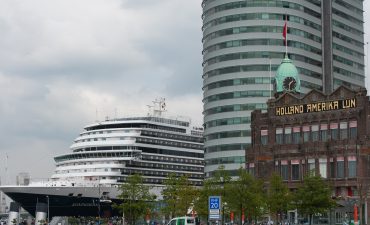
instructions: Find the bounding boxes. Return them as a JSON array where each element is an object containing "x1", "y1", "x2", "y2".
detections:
[
  {"x1": 292, "y1": 174, "x2": 336, "y2": 225},
  {"x1": 267, "y1": 173, "x2": 291, "y2": 223},
  {"x1": 177, "y1": 175, "x2": 198, "y2": 216},
  {"x1": 226, "y1": 169, "x2": 266, "y2": 223},
  {"x1": 161, "y1": 173, "x2": 197, "y2": 218},
  {"x1": 116, "y1": 174, "x2": 156, "y2": 225},
  {"x1": 193, "y1": 166, "x2": 231, "y2": 220},
  {"x1": 193, "y1": 178, "x2": 214, "y2": 219}
]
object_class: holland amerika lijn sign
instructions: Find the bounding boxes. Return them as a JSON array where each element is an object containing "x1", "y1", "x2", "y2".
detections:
[{"x1": 275, "y1": 98, "x2": 356, "y2": 116}]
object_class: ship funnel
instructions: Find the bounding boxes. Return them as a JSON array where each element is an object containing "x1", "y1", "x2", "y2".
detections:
[
  {"x1": 35, "y1": 202, "x2": 48, "y2": 225},
  {"x1": 7, "y1": 202, "x2": 20, "y2": 225}
]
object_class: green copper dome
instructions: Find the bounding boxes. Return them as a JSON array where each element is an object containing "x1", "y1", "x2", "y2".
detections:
[{"x1": 275, "y1": 55, "x2": 301, "y2": 93}]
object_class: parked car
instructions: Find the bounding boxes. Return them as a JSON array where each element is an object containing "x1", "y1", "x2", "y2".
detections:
[{"x1": 167, "y1": 217, "x2": 199, "y2": 225}]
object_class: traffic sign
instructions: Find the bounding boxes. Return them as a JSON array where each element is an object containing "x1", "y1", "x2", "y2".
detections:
[{"x1": 208, "y1": 196, "x2": 221, "y2": 220}]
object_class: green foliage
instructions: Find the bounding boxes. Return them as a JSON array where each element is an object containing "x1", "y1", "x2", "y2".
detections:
[
  {"x1": 267, "y1": 173, "x2": 291, "y2": 222},
  {"x1": 161, "y1": 173, "x2": 198, "y2": 218},
  {"x1": 292, "y1": 174, "x2": 336, "y2": 221},
  {"x1": 225, "y1": 169, "x2": 266, "y2": 222},
  {"x1": 193, "y1": 166, "x2": 231, "y2": 219},
  {"x1": 11, "y1": 219, "x2": 18, "y2": 225},
  {"x1": 115, "y1": 174, "x2": 156, "y2": 225}
]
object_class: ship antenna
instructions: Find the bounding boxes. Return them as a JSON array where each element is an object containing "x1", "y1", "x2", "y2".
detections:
[
  {"x1": 5, "y1": 153, "x2": 8, "y2": 185},
  {"x1": 146, "y1": 105, "x2": 153, "y2": 116},
  {"x1": 151, "y1": 98, "x2": 167, "y2": 117}
]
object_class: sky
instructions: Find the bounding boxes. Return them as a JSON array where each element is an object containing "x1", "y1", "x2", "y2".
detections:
[
  {"x1": 0, "y1": 0, "x2": 369, "y2": 184},
  {"x1": 0, "y1": 0, "x2": 204, "y2": 183}
]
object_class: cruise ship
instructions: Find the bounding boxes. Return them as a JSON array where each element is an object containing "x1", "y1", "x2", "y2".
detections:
[{"x1": 0, "y1": 99, "x2": 204, "y2": 217}]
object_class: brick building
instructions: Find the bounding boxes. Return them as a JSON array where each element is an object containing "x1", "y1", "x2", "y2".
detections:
[
  {"x1": 245, "y1": 54, "x2": 370, "y2": 224},
  {"x1": 246, "y1": 86, "x2": 370, "y2": 223}
]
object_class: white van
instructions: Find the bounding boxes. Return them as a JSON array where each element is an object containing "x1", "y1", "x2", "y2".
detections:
[{"x1": 167, "y1": 217, "x2": 197, "y2": 225}]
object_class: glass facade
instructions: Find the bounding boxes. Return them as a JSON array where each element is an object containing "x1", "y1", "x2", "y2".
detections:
[{"x1": 202, "y1": 0, "x2": 365, "y2": 176}]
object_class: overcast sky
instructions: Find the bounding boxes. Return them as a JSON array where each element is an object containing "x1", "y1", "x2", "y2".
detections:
[{"x1": 0, "y1": 0, "x2": 369, "y2": 184}]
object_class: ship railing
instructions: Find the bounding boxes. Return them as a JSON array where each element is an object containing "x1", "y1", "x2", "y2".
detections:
[
  {"x1": 111, "y1": 116, "x2": 190, "y2": 127},
  {"x1": 24, "y1": 178, "x2": 114, "y2": 187}
]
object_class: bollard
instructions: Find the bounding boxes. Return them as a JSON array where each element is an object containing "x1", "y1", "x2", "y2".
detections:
[
  {"x1": 35, "y1": 202, "x2": 48, "y2": 225},
  {"x1": 7, "y1": 202, "x2": 20, "y2": 225}
]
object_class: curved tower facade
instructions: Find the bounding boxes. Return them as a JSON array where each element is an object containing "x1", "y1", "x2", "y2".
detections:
[{"x1": 202, "y1": 0, "x2": 365, "y2": 177}]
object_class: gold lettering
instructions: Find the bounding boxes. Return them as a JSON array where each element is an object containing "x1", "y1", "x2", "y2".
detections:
[
  {"x1": 312, "y1": 103, "x2": 317, "y2": 112},
  {"x1": 276, "y1": 107, "x2": 281, "y2": 116},
  {"x1": 294, "y1": 105, "x2": 300, "y2": 114},
  {"x1": 307, "y1": 104, "x2": 311, "y2": 112},
  {"x1": 321, "y1": 102, "x2": 326, "y2": 111},
  {"x1": 317, "y1": 103, "x2": 321, "y2": 112},
  {"x1": 334, "y1": 101, "x2": 338, "y2": 109},
  {"x1": 275, "y1": 98, "x2": 356, "y2": 116},
  {"x1": 343, "y1": 99, "x2": 353, "y2": 109},
  {"x1": 327, "y1": 102, "x2": 333, "y2": 110}
]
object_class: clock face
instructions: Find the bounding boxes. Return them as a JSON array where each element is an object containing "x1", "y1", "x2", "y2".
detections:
[{"x1": 283, "y1": 77, "x2": 297, "y2": 91}]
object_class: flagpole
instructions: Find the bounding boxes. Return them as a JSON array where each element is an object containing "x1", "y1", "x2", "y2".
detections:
[
  {"x1": 269, "y1": 57, "x2": 272, "y2": 98},
  {"x1": 285, "y1": 35, "x2": 288, "y2": 56},
  {"x1": 285, "y1": 14, "x2": 288, "y2": 56}
]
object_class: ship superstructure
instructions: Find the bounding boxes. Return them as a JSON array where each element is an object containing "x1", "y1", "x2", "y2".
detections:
[{"x1": 0, "y1": 99, "x2": 204, "y2": 217}]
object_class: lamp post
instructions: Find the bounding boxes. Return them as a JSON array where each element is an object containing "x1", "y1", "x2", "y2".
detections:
[
  {"x1": 98, "y1": 178, "x2": 101, "y2": 225},
  {"x1": 221, "y1": 177, "x2": 225, "y2": 225},
  {"x1": 46, "y1": 196, "x2": 50, "y2": 225}
]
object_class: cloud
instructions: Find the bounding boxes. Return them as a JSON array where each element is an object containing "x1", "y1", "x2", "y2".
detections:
[{"x1": 0, "y1": 0, "x2": 203, "y2": 181}]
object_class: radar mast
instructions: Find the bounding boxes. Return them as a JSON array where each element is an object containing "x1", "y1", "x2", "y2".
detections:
[{"x1": 147, "y1": 98, "x2": 166, "y2": 117}]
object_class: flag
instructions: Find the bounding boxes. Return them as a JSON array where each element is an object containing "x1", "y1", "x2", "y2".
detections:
[
  {"x1": 282, "y1": 21, "x2": 287, "y2": 45},
  {"x1": 354, "y1": 204, "x2": 358, "y2": 225}
]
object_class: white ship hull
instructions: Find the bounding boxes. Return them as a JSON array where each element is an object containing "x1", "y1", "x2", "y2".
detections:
[{"x1": 1, "y1": 102, "x2": 204, "y2": 217}]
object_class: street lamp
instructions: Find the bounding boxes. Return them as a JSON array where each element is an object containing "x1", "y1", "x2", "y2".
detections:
[
  {"x1": 221, "y1": 177, "x2": 225, "y2": 225},
  {"x1": 46, "y1": 196, "x2": 50, "y2": 225}
]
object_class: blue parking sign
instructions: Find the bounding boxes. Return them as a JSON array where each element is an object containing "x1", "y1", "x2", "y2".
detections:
[
  {"x1": 209, "y1": 196, "x2": 220, "y2": 209},
  {"x1": 209, "y1": 196, "x2": 221, "y2": 220}
]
